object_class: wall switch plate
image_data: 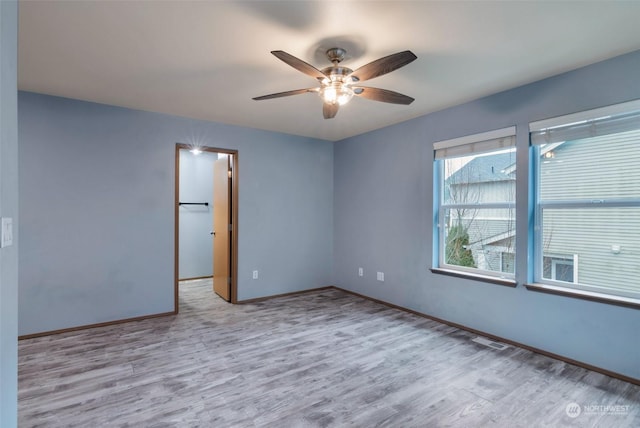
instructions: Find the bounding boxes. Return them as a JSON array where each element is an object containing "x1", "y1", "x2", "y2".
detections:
[
  {"x1": 252, "y1": 270, "x2": 259, "y2": 279},
  {"x1": 377, "y1": 272, "x2": 384, "y2": 282},
  {"x1": 1, "y1": 218, "x2": 12, "y2": 248},
  {"x1": 358, "y1": 267, "x2": 363, "y2": 277}
]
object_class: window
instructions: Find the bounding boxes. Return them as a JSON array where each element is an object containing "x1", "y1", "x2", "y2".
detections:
[
  {"x1": 434, "y1": 127, "x2": 516, "y2": 280},
  {"x1": 543, "y1": 254, "x2": 577, "y2": 283},
  {"x1": 501, "y1": 252, "x2": 515, "y2": 274},
  {"x1": 530, "y1": 99, "x2": 640, "y2": 303}
]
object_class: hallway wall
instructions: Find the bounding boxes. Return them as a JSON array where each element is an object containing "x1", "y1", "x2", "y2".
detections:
[{"x1": 178, "y1": 149, "x2": 217, "y2": 280}]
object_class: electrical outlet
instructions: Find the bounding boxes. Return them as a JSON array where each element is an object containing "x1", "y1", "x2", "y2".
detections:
[
  {"x1": 252, "y1": 270, "x2": 259, "y2": 280},
  {"x1": 377, "y1": 272, "x2": 384, "y2": 282},
  {"x1": 358, "y1": 267, "x2": 363, "y2": 277}
]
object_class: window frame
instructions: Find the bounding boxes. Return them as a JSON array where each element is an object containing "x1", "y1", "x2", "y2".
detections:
[
  {"x1": 530, "y1": 99, "x2": 640, "y2": 305},
  {"x1": 433, "y1": 126, "x2": 517, "y2": 283}
]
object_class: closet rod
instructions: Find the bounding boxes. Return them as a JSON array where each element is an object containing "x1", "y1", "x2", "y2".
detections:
[{"x1": 179, "y1": 202, "x2": 209, "y2": 206}]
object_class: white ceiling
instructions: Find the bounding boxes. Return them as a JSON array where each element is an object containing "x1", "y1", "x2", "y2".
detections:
[{"x1": 18, "y1": 1, "x2": 640, "y2": 142}]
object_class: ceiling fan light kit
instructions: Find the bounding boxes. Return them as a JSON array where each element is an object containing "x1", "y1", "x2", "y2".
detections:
[{"x1": 253, "y1": 47, "x2": 417, "y2": 119}]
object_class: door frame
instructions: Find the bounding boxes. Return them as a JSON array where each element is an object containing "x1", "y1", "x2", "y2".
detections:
[{"x1": 174, "y1": 143, "x2": 239, "y2": 311}]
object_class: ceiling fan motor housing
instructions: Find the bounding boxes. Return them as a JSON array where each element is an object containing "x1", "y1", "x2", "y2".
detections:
[{"x1": 326, "y1": 47, "x2": 347, "y2": 64}]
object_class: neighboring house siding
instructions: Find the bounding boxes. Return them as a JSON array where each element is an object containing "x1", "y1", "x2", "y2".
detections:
[
  {"x1": 543, "y1": 207, "x2": 639, "y2": 292},
  {"x1": 447, "y1": 181, "x2": 515, "y2": 205},
  {"x1": 539, "y1": 131, "x2": 639, "y2": 200},
  {"x1": 539, "y1": 129, "x2": 640, "y2": 292}
]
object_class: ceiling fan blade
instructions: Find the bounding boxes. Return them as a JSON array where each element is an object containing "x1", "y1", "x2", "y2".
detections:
[
  {"x1": 271, "y1": 50, "x2": 328, "y2": 80},
  {"x1": 252, "y1": 88, "x2": 318, "y2": 101},
  {"x1": 323, "y1": 103, "x2": 339, "y2": 119},
  {"x1": 349, "y1": 50, "x2": 417, "y2": 82},
  {"x1": 353, "y1": 86, "x2": 415, "y2": 105}
]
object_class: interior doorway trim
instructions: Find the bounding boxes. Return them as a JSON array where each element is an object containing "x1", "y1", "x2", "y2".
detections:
[{"x1": 174, "y1": 143, "x2": 239, "y2": 311}]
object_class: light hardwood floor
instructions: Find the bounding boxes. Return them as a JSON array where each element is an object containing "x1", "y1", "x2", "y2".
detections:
[{"x1": 19, "y1": 279, "x2": 640, "y2": 427}]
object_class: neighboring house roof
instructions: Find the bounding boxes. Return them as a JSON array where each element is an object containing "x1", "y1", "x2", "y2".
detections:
[{"x1": 447, "y1": 151, "x2": 515, "y2": 185}]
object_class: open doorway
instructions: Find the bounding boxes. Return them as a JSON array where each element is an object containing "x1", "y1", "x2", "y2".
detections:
[{"x1": 174, "y1": 144, "x2": 238, "y2": 311}]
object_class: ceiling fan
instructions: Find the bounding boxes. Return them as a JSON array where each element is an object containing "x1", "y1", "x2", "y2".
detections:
[{"x1": 253, "y1": 48, "x2": 417, "y2": 119}]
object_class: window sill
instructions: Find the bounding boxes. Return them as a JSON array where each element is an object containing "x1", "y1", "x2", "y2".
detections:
[
  {"x1": 525, "y1": 283, "x2": 640, "y2": 309},
  {"x1": 430, "y1": 268, "x2": 517, "y2": 288}
]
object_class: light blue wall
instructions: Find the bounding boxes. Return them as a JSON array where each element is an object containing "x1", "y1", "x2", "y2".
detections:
[
  {"x1": 334, "y1": 50, "x2": 640, "y2": 380},
  {"x1": 18, "y1": 92, "x2": 334, "y2": 335},
  {"x1": 0, "y1": 1, "x2": 18, "y2": 426},
  {"x1": 16, "y1": 42, "x2": 639, "y2": 383},
  {"x1": 178, "y1": 150, "x2": 217, "y2": 280}
]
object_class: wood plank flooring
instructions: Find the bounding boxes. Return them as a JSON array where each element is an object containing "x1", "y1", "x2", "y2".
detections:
[{"x1": 19, "y1": 279, "x2": 640, "y2": 427}]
